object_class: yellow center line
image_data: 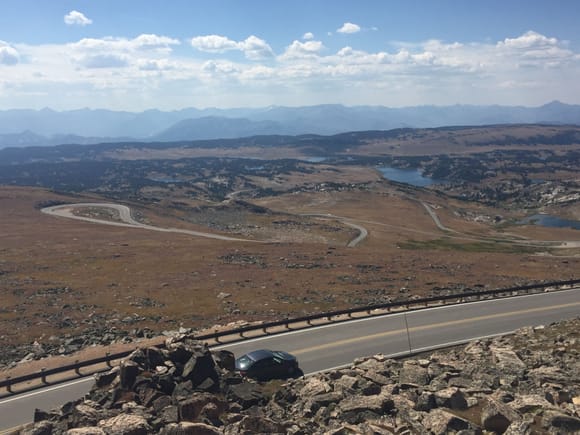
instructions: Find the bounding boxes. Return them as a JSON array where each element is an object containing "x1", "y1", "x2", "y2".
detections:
[{"x1": 290, "y1": 301, "x2": 580, "y2": 355}]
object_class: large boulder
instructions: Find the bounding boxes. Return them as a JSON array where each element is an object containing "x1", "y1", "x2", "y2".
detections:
[
  {"x1": 433, "y1": 387, "x2": 468, "y2": 410},
  {"x1": 181, "y1": 347, "x2": 219, "y2": 391},
  {"x1": 541, "y1": 410, "x2": 580, "y2": 433},
  {"x1": 398, "y1": 360, "x2": 430, "y2": 386},
  {"x1": 422, "y1": 408, "x2": 478, "y2": 434},
  {"x1": 223, "y1": 415, "x2": 286, "y2": 435},
  {"x1": 178, "y1": 392, "x2": 227, "y2": 422},
  {"x1": 480, "y1": 397, "x2": 521, "y2": 433},
  {"x1": 97, "y1": 413, "x2": 151, "y2": 435},
  {"x1": 159, "y1": 422, "x2": 222, "y2": 435}
]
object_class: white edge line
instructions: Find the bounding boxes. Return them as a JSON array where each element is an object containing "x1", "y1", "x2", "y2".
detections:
[
  {"x1": 0, "y1": 376, "x2": 93, "y2": 405},
  {"x1": 304, "y1": 331, "x2": 516, "y2": 377},
  {"x1": 213, "y1": 288, "x2": 579, "y2": 349},
  {"x1": 2, "y1": 289, "x2": 578, "y2": 401}
]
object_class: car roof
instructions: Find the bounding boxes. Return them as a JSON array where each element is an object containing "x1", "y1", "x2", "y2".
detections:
[
  {"x1": 242, "y1": 349, "x2": 296, "y2": 362},
  {"x1": 245, "y1": 349, "x2": 275, "y2": 361}
]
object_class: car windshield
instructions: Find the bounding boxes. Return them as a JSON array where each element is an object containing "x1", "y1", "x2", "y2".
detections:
[
  {"x1": 272, "y1": 350, "x2": 294, "y2": 360},
  {"x1": 236, "y1": 355, "x2": 253, "y2": 368}
]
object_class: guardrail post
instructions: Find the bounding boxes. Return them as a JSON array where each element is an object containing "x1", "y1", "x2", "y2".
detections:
[
  {"x1": 74, "y1": 360, "x2": 81, "y2": 376},
  {"x1": 106, "y1": 352, "x2": 112, "y2": 368},
  {"x1": 285, "y1": 320, "x2": 290, "y2": 329},
  {"x1": 41, "y1": 368, "x2": 47, "y2": 385},
  {"x1": 5, "y1": 376, "x2": 12, "y2": 393}
]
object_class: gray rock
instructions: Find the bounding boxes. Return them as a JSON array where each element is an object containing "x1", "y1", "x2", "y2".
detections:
[
  {"x1": 422, "y1": 409, "x2": 479, "y2": 434},
  {"x1": 480, "y1": 397, "x2": 520, "y2": 433},
  {"x1": 119, "y1": 360, "x2": 140, "y2": 389},
  {"x1": 224, "y1": 415, "x2": 286, "y2": 434},
  {"x1": 66, "y1": 428, "x2": 106, "y2": 435},
  {"x1": 94, "y1": 368, "x2": 119, "y2": 389},
  {"x1": 509, "y1": 394, "x2": 557, "y2": 414},
  {"x1": 398, "y1": 360, "x2": 430, "y2": 386},
  {"x1": 178, "y1": 392, "x2": 227, "y2": 422},
  {"x1": 414, "y1": 392, "x2": 437, "y2": 412},
  {"x1": 542, "y1": 410, "x2": 580, "y2": 433},
  {"x1": 22, "y1": 421, "x2": 54, "y2": 435},
  {"x1": 433, "y1": 387, "x2": 468, "y2": 410},
  {"x1": 503, "y1": 421, "x2": 533, "y2": 435},
  {"x1": 226, "y1": 382, "x2": 267, "y2": 408},
  {"x1": 213, "y1": 350, "x2": 235, "y2": 372},
  {"x1": 97, "y1": 413, "x2": 151, "y2": 434},
  {"x1": 160, "y1": 422, "x2": 222, "y2": 435},
  {"x1": 338, "y1": 392, "x2": 394, "y2": 414}
]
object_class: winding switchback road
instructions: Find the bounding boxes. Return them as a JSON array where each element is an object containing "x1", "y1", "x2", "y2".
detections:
[
  {"x1": 1, "y1": 288, "x2": 579, "y2": 431},
  {"x1": 41, "y1": 203, "x2": 257, "y2": 242},
  {"x1": 43, "y1": 203, "x2": 369, "y2": 247}
]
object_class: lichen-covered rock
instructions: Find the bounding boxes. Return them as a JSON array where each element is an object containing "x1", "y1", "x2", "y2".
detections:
[
  {"x1": 178, "y1": 393, "x2": 226, "y2": 422},
  {"x1": 97, "y1": 413, "x2": 151, "y2": 434},
  {"x1": 421, "y1": 408, "x2": 476, "y2": 434},
  {"x1": 159, "y1": 421, "x2": 222, "y2": 435},
  {"x1": 433, "y1": 387, "x2": 468, "y2": 410},
  {"x1": 338, "y1": 392, "x2": 394, "y2": 414},
  {"x1": 480, "y1": 397, "x2": 521, "y2": 433},
  {"x1": 541, "y1": 410, "x2": 580, "y2": 433},
  {"x1": 223, "y1": 415, "x2": 285, "y2": 434},
  {"x1": 398, "y1": 360, "x2": 430, "y2": 386},
  {"x1": 66, "y1": 428, "x2": 106, "y2": 435}
]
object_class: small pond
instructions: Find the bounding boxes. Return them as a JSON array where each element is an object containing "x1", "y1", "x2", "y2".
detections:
[
  {"x1": 518, "y1": 214, "x2": 580, "y2": 230},
  {"x1": 377, "y1": 166, "x2": 440, "y2": 187},
  {"x1": 148, "y1": 177, "x2": 185, "y2": 183}
]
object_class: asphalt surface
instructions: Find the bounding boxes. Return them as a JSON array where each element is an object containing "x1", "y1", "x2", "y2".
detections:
[
  {"x1": 1, "y1": 288, "x2": 579, "y2": 431},
  {"x1": 41, "y1": 203, "x2": 255, "y2": 242}
]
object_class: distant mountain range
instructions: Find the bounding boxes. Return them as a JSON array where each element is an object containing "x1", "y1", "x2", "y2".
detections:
[{"x1": 0, "y1": 101, "x2": 579, "y2": 149}]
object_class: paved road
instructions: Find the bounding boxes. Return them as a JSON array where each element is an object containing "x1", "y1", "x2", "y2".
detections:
[
  {"x1": 303, "y1": 213, "x2": 368, "y2": 247},
  {"x1": 420, "y1": 201, "x2": 452, "y2": 232},
  {"x1": 2, "y1": 288, "x2": 579, "y2": 431},
  {"x1": 41, "y1": 203, "x2": 257, "y2": 242}
]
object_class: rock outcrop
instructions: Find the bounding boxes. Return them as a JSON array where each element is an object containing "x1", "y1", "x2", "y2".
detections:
[{"x1": 22, "y1": 318, "x2": 580, "y2": 434}]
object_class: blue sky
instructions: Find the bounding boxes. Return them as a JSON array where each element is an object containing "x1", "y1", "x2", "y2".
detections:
[{"x1": 1, "y1": 0, "x2": 579, "y2": 110}]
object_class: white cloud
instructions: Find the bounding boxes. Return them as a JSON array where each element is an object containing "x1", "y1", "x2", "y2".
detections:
[
  {"x1": 79, "y1": 54, "x2": 128, "y2": 69},
  {"x1": 498, "y1": 31, "x2": 558, "y2": 49},
  {"x1": 337, "y1": 22, "x2": 361, "y2": 34},
  {"x1": 72, "y1": 34, "x2": 179, "y2": 53},
  {"x1": 64, "y1": 10, "x2": 92, "y2": 26},
  {"x1": 238, "y1": 35, "x2": 274, "y2": 60},
  {"x1": 132, "y1": 34, "x2": 180, "y2": 50},
  {"x1": 303, "y1": 32, "x2": 314, "y2": 40},
  {"x1": 191, "y1": 35, "x2": 239, "y2": 53},
  {"x1": 0, "y1": 41, "x2": 19, "y2": 65},
  {"x1": 202, "y1": 60, "x2": 239, "y2": 75},
  {"x1": 279, "y1": 40, "x2": 324, "y2": 60},
  {"x1": 2, "y1": 30, "x2": 579, "y2": 110},
  {"x1": 137, "y1": 59, "x2": 176, "y2": 71},
  {"x1": 191, "y1": 34, "x2": 273, "y2": 60}
]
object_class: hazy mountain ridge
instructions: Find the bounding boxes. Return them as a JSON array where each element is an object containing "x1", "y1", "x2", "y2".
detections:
[{"x1": 0, "y1": 101, "x2": 579, "y2": 148}]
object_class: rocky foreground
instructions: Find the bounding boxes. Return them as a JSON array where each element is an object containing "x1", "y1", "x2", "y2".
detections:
[{"x1": 21, "y1": 318, "x2": 580, "y2": 434}]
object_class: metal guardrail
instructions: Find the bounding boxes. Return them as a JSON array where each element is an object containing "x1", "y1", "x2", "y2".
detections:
[{"x1": 2, "y1": 278, "x2": 579, "y2": 393}]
